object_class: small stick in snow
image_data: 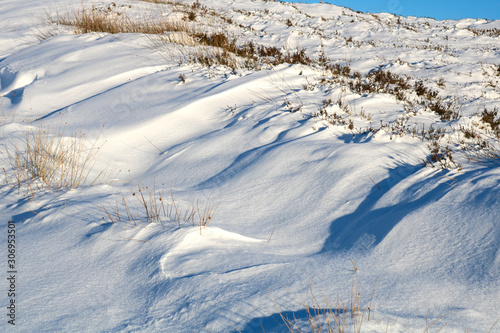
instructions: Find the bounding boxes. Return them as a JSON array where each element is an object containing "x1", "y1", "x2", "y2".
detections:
[
  {"x1": 144, "y1": 135, "x2": 164, "y2": 154},
  {"x1": 369, "y1": 175, "x2": 381, "y2": 189},
  {"x1": 267, "y1": 217, "x2": 280, "y2": 243}
]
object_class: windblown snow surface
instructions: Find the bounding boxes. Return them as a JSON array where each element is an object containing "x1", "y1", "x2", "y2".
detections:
[{"x1": 1, "y1": 0, "x2": 499, "y2": 332}]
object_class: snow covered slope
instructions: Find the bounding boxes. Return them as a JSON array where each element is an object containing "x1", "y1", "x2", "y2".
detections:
[{"x1": 1, "y1": 0, "x2": 499, "y2": 332}]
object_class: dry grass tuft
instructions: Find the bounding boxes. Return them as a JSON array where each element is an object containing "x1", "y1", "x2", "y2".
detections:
[
  {"x1": 196, "y1": 198, "x2": 220, "y2": 232},
  {"x1": 2, "y1": 121, "x2": 107, "y2": 198},
  {"x1": 463, "y1": 145, "x2": 500, "y2": 167},
  {"x1": 50, "y1": 4, "x2": 190, "y2": 35},
  {"x1": 49, "y1": 3, "x2": 313, "y2": 70},
  {"x1": 101, "y1": 178, "x2": 220, "y2": 232},
  {"x1": 268, "y1": 264, "x2": 498, "y2": 333},
  {"x1": 269, "y1": 263, "x2": 370, "y2": 333}
]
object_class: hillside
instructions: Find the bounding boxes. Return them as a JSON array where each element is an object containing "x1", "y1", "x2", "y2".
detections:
[{"x1": 1, "y1": 0, "x2": 499, "y2": 331}]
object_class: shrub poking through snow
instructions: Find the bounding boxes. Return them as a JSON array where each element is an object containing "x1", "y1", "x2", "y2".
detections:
[{"x1": 480, "y1": 106, "x2": 500, "y2": 137}]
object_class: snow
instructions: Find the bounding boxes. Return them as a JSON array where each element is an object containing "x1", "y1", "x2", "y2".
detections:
[{"x1": 1, "y1": 0, "x2": 499, "y2": 332}]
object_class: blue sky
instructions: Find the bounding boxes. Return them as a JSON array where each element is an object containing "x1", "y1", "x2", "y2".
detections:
[{"x1": 283, "y1": 0, "x2": 500, "y2": 21}]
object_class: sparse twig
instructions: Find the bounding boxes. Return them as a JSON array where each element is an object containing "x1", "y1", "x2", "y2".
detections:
[{"x1": 267, "y1": 217, "x2": 280, "y2": 243}]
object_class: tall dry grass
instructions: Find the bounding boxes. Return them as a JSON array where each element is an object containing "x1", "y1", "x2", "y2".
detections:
[
  {"x1": 269, "y1": 278, "x2": 499, "y2": 333},
  {"x1": 101, "y1": 178, "x2": 220, "y2": 233},
  {"x1": 267, "y1": 260, "x2": 500, "y2": 332},
  {"x1": 2, "y1": 121, "x2": 107, "y2": 197},
  {"x1": 50, "y1": 4, "x2": 191, "y2": 35},
  {"x1": 48, "y1": 3, "x2": 313, "y2": 70}
]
